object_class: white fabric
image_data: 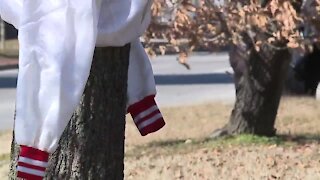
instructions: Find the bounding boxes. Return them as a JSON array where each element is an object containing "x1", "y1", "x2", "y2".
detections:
[
  {"x1": 0, "y1": 0, "x2": 22, "y2": 28},
  {"x1": 138, "y1": 113, "x2": 162, "y2": 129},
  {"x1": 96, "y1": 0, "x2": 152, "y2": 46},
  {"x1": 0, "y1": 0, "x2": 155, "y2": 153},
  {"x1": 14, "y1": 0, "x2": 98, "y2": 152},
  {"x1": 18, "y1": 157, "x2": 49, "y2": 168},
  {"x1": 132, "y1": 105, "x2": 158, "y2": 123},
  {"x1": 128, "y1": 39, "x2": 157, "y2": 106},
  {"x1": 0, "y1": 0, "x2": 152, "y2": 44},
  {"x1": 17, "y1": 166, "x2": 46, "y2": 177}
]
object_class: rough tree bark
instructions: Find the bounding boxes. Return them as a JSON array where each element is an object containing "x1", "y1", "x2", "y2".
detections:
[
  {"x1": 212, "y1": 45, "x2": 291, "y2": 137},
  {"x1": 228, "y1": 44, "x2": 248, "y2": 94},
  {"x1": 9, "y1": 45, "x2": 130, "y2": 179},
  {"x1": 229, "y1": 44, "x2": 317, "y2": 97}
]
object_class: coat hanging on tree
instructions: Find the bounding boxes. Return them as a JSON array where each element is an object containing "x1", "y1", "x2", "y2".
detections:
[{"x1": 0, "y1": 0, "x2": 165, "y2": 179}]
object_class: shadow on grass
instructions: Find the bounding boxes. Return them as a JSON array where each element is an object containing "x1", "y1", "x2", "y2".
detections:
[
  {"x1": 278, "y1": 134, "x2": 320, "y2": 145},
  {"x1": 127, "y1": 134, "x2": 320, "y2": 156}
]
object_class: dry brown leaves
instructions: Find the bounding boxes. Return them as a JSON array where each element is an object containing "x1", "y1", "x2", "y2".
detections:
[
  {"x1": 145, "y1": 0, "x2": 226, "y2": 59},
  {"x1": 145, "y1": 0, "x2": 320, "y2": 59},
  {"x1": 218, "y1": 0, "x2": 302, "y2": 51},
  {"x1": 125, "y1": 143, "x2": 320, "y2": 179}
]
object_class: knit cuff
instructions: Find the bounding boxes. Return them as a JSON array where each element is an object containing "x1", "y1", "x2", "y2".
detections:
[
  {"x1": 17, "y1": 145, "x2": 49, "y2": 180},
  {"x1": 128, "y1": 95, "x2": 166, "y2": 136}
]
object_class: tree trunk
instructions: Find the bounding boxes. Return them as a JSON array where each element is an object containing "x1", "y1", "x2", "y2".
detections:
[
  {"x1": 229, "y1": 45, "x2": 318, "y2": 98},
  {"x1": 283, "y1": 65, "x2": 307, "y2": 96},
  {"x1": 9, "y1": 45, "x2": 130, "y2": 179},
  {"x1": 284, "y1": 48, "x2": 320, "y2": 97},
  {"x1": 228, "y1": 44, "x2": 248, "y2": 94},
  {"x1": 212, "y1": 46, "x2": 291, "y2": 137}
]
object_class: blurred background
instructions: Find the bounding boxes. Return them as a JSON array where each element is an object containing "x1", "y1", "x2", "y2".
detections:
[{"x1": 1, "y1": 0, "x2": 320, "y2": 179}]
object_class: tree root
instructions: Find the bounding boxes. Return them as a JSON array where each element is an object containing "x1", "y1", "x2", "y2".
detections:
[{"x1": 209, "y1": 126, "x2": 230, "y2": 139}]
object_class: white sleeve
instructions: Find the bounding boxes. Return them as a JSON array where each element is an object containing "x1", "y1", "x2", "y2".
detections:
[
  {"x1": 15, "y1": 0, "x2": 97, "y2": 179},
  {"x1": 127, "y1": 39, "x2": 165, "y2": 136},
  {"x1": 0, "y1": 0, "x2": 22, "y2": 28},
  {"x1": 127, "y1": 39, "x2": 157, "y2": 106}
]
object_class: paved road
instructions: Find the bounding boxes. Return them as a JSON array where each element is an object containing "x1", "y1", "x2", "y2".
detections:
[
  {"x1": 0, "y1": 53, "x2": 235, "y2": 131},
  {"x1": 0, "y1": 69, "x2": 17, "y2": 131},
  {"x1": 3, "y1": 53, "x2": 319, "y2": 131},
  {"x1": 152, "y1": 53, "x2": 236, "y2": 107}
]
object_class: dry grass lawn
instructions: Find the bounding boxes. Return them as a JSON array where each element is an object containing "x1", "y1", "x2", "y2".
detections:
[
  {"x1": 126, "y1": 97, "x2": 320, "y2": 147},
  {"x1": 1, "y1": 97, "x2": 320, "y2": 179},
  {"x1": 0, "y1": 40, "x2": 19, "y2": 57}
]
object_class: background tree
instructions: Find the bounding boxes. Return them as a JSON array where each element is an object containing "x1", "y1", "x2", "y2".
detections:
[
  {"x1": 209, "y1": 0, "x2": 302, "y2": 136},
  {"x1": 146, "y1": 0, "x2": 313, "y2": 137},
  {"x1": 9, "y1": 45, "x2": 130, "y2": 179}
]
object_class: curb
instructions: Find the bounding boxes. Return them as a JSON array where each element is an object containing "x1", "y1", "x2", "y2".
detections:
[{"x1": 0, "y1": 64, "x2": 18, "y2": 71}]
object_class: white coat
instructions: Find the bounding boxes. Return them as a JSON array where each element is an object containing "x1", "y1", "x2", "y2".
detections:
[{"x1": 0, "y1": 0, "x2": 165, "y2": 179}]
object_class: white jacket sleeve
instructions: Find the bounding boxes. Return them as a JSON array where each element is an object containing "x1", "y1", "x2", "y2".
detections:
[
  {"x1": 127, "y1": 39, "x2": 165, "y2": 136},
  {"x1": 0, "y1": 0, "x2": 22, "y2": 28},
  {"x1": 14, "y1": 0, "x2": 97, "y2": 179}
]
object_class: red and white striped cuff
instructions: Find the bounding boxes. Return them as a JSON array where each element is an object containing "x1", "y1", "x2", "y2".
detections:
[
  {"x1": 17, "y1": 145, "x2": 49, "y2": 180},
  {"x1": 128, "y1": 95, "x2": 165, "y2": 136}
]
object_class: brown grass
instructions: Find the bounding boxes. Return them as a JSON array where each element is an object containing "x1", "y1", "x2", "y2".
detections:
[
  {"x1": 126, "y1": 97, "x2": 320, "y2": 148},
  {"x1": 124, "y1": 97, "x2": 320, "y2": 180},
  {"x1": 1, "y1": 97, "x2": 320, "y2": 179},
  {"x1": 277, "y1": 97, "x2": 320, "y2": 136},
  {"x1": 0, "y1": 40, "x2": 19, "y2": 57},
  {"x1": 0, "y1": 131, "x2": 11, "y2": 179}
]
